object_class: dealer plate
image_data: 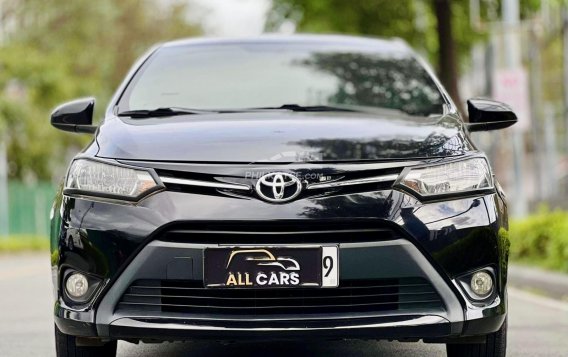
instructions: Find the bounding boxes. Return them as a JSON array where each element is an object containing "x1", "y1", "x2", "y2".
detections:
[{"x1": 204, "y1": 246, "x2": 338, "y2": 288}]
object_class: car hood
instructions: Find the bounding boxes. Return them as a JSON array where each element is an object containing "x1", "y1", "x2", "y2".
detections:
[{"x1": 95, "y1": 111, "x2": 472, "y2": 163}]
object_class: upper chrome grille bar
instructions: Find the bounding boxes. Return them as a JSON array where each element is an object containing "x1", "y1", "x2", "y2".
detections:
[
  {"x1": 160, "y1": 173, "x2": 400, "y2": 192},
  {"x1": 160, "y1": 177, "x2": 251, "y2": 191},
  {"x1": 306, "y1": 174, "x2": 399, "y2": 190}
]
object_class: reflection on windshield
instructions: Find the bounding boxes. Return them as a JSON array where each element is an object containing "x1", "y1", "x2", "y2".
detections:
[
  {"x1": 120, "y1": 43, "x2": 446, "y2": 116},
  {"x1": 299, "y1": 52, "x2": 444, "y2": 116}
]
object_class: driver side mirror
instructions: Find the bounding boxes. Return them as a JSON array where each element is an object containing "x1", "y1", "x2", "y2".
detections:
[
  {"x1": 467, "y1": 98, "x2": 517, "y2": 132},
  {"x1": 51, "y1": 97, "x2": 97, "y2": 134}
]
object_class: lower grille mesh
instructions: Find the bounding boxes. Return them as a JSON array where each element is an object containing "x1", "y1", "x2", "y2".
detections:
[{"x1": 117, "y1": 278, "x2": 444, "y2": 316}]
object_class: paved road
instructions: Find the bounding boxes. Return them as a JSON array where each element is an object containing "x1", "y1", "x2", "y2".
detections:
[
  {"x1": 509, "y1": 264, "x2": 568, "y2": 302},
  {"x1": 1, "y1": 254, "x2": 567, "y2": 356}
]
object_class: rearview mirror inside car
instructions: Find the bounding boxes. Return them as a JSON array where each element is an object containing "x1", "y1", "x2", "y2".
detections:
[
  {"x1": 467, "y1": 98, "x2": 518, "y2": 132},
  {"x1": 51, "y1": 97, "x2": 97, "y2": 134}
]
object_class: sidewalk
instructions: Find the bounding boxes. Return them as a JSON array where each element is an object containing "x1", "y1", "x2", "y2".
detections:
[{"x1": 508, "y1": 264, "x2": 568, "y2": 301}]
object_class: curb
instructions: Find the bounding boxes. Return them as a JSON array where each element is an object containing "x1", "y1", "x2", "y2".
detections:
[{"x1": 508, "y1": 264, "x2": 568, "y2": 302}]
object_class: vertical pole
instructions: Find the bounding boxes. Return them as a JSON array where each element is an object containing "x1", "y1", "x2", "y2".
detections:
[
  {"x1": 529, "y1": 26, "x2": 543, "y2": 201},
  {"x1": 484, "y1": 41, "x2": 499, "y2": 170},
  {"x1": 543, "y1": 104, "x2": 558, "y2": 200},
  {"x1": 503, "y1": 0, "x2": 528, "y2": 217},
  {"x1": 414, "y1": 0, "x2": 429, "y2": 57},
  {"x1": 0, "y1": 0, "x2": 3, "y2": 45},
  {"x1": 0, "y1": 137, "x2": 9, "y2": 237},
  {"x1": 469, "y1": 0, "x2": 480, "y2": 29},
  {"x1": 563, "y1": 6, "x2": 568, "y2": 155}
]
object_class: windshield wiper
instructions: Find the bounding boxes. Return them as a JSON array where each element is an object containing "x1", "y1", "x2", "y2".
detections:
[
  {"x1": 117, "y1": 107, "x2": 214, "y2": 118},
  {"x1": 246, "y1": 104, "x2": 360, "y2": 113},
  {"x1": 117, "y1": 104, "x2": 418, "y2": 117}
]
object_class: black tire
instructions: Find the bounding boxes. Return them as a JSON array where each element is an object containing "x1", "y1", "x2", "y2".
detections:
[
  {"x1": 446, "y1": 317, "x2": 507, "y2": 357},
  {"x1": 55, "y1": 324, "x2": 117, "y2": 357}
]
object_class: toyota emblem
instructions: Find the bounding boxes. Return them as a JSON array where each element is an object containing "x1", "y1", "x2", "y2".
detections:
[{"x1": 255, "y1": 172, "x2": 302, "y2": 203}]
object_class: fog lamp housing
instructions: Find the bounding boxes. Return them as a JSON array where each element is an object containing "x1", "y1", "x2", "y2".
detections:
[
  {"x1": 62, "y1": 270, "x2": 101, "y2": 304},
  {"x1": 470, "y1": 271, "x2": 493, "y2": 298},
  {"x1": 66, "y1": 273, "x2": 89, "y2": 298},
  {"x1": 455, "y1": 267, "x2": 496, "y2": 304}
]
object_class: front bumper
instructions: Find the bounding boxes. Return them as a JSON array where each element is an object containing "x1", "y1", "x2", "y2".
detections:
[{"x1": 52, "y1": 188, "x2": 509, "y2": 342}]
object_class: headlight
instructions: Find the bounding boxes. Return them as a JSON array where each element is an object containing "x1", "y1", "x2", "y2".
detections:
[
  {"x1": 399, "y1": 158, "x2": 493, "y2": 197},
  {"x1": 65, "y1": 159, "x2": 161, "y2": 200}
]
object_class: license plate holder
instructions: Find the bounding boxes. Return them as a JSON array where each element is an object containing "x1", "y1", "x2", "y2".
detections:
[{"x1": 204, "y1": 246, "x2": 338, "y2": 288}]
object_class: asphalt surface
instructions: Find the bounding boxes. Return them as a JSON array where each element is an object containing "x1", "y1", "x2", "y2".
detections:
[
  {"x1": 509, "y1": 264, "x2": 568, "y2": 301},
  {"x1": 1, "y1": 254, "x2": 567, "y2": 356}
]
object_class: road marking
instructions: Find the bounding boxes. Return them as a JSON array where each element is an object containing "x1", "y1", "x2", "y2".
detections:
[
  {"x1": 0, "y1": 264, "x2": 46, "y2": 281},
  {"x1": 509, "y1": 287, "x2": 568, "y2": 313}
]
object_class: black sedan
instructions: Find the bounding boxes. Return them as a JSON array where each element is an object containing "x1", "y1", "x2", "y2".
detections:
[{"x1": 50, "y1": 35, "x2": 515, "y2": 357}]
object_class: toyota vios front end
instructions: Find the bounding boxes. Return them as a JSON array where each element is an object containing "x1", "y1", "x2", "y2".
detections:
[{"x1": 50, "y1": 35, "x2": 516, "y2": 357}]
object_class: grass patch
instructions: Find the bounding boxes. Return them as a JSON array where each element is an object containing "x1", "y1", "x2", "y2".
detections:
[
  {"x1": 510, "y1": 208, "x2": 568, "y2": 273},
  {"x1": 0, "y1": 235, "x2": 49, "y2": 252}
]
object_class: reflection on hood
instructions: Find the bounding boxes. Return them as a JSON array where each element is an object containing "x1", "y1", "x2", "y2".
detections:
[{"x1": 95, "y1": 111, "x2": 473, "y2": 162}]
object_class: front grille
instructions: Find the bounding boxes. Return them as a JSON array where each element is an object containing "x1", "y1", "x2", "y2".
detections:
[
  {"x1": 117, "y1": 278, "x2": 444, "y2": 317},
  {"x1": 160, "y1": 222, "x2": 400, "y2": 244},
  {"x1": 152, "y1": 165, "x2": 404, "y2": 199}
]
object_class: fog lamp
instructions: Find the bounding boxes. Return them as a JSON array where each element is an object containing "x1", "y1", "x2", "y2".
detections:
[
  {"x1": 65, "y1": 273, "x2": 89, "y2": 299},
  {"x1": 470, "y1": 271, "x2": 493, "y2": 297}
]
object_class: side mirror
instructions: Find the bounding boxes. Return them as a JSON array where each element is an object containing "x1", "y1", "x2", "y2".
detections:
[
  {"x1": 466, "y1": 98, "x2": 517, "y2": 132},
  {"x1": 51, "y1": 97, "x2": 97, "y2": 134}
]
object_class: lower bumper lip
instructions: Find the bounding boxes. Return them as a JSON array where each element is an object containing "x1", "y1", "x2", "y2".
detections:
[
  {"x1": 110, "y1": 315, "x2": 447, "y2": 332},
  {"x1": 103, "y1": 314, "x2": 458, "y2": 342}
]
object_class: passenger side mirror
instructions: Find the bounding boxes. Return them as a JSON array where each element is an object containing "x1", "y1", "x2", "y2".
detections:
[
  {"x1": 466, "y1": 98, "x2": 517, "y2": 132},
  {"x1": 51, "y1": 97, "x2": 97, "y2": 134}
]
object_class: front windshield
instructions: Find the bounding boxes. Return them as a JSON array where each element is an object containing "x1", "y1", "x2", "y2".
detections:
[{"x1": 118, "y1": 42, "x2": 446, "y2": 116}]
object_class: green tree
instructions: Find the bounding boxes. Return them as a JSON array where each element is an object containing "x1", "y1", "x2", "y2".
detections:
[
  {"x1": 0, "y1": 0, "x2": 201, "y2": 181},
  {"x1": 267, "y1": 0, "x2": 542, "y2": 113}
]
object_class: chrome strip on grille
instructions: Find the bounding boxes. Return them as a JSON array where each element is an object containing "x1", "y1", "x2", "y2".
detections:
[
  {"x1": 160, "y1": 173, "x2": 400, "y2": 192},
  {"x1": 306, "y1": 174, "x2": 399, "y2": 190},
  {"x1": 160, "y1": 177, "x2": 251, "y2": 191}
]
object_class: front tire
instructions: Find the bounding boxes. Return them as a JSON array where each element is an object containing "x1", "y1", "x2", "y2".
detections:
[
  {"x1": 446, "y1": 317, "x2": 507, "y2": 357},
  {"x1": 55, "y1": 324, "x2": 117, "y2": 357}
]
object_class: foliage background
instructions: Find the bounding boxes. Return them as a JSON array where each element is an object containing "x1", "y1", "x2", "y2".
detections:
[
  {"x1": 0, "y1": 0, "x2": 201, "y2": 182},
  {"x1": 510, "y1": 208, "x2": 568, "y2": 272}
]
